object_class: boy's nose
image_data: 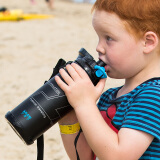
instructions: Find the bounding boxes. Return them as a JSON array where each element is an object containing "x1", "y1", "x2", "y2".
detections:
[{"x1": 96, "y1": 42, "x2": 105, "y2": 55}]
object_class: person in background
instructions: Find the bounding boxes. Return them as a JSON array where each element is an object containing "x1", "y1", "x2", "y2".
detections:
[
  {"x1": 30, "y1": 0, "x2": 54, "y2": 9},
  {"x1": 55, "y1": 0, "x2": 160, "y2": 159},
  {"x1": 45, "y1": 0, "x2": 54, "y2": 9}
]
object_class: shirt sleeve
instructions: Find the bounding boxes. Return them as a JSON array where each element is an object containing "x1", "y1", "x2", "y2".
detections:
[{"x1": 121, "y1": 86, "x2": 160, "y2": 141}]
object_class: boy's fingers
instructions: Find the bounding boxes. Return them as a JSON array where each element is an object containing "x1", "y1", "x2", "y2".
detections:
[
  {"x1": 71, "y1": 63, "x2": 89, "y2": 79},
  {"x1": 55, "y1": 75, "x2": 68, "y2": 91},
  {"x1": 66, "y1": 64, "x2": 80, "y2": 81},
  {"x1": 59, "y1": 68, "x2": 73, "y2": 85},
  {"x1": 96, "y1": 78, "x2": 106, "y2": 93}
]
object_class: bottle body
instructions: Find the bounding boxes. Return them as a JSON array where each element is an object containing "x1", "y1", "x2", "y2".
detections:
[{"x1": 5, "y1": 75, "x2": 72, "y2": 144}]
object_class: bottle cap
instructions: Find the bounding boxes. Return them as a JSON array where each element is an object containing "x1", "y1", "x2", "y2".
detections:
[{"x1": 94, "y1": 65, "x2": 107, "y2": 78}]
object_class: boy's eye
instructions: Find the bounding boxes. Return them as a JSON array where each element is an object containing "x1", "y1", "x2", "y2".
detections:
[{"x1": 106, "y1": 36, "x2": 113, "y2": 41}]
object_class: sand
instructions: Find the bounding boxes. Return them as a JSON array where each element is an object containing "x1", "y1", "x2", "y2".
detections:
[{"x1": 0, "y1": 0, "x2": 124, "y2": 159}]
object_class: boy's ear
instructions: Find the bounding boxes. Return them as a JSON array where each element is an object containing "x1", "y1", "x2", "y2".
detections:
[{"x1": 143, "y1": 31, "x2": 159, "y2": 54}]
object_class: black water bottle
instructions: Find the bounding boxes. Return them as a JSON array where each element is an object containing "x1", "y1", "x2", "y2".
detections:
[{"x1": 5, "y1": 48, "x2": 106, "y2": 145}]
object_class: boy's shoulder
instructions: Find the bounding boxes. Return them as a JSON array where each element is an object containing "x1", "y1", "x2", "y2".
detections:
[{"x1": 136, "y1": 77, "x2": 160, "y2": 93}]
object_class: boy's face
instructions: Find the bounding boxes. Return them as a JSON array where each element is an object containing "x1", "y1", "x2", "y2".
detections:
[{"x1": 92, "y1": 10, "x2": 145, "y2": 79}]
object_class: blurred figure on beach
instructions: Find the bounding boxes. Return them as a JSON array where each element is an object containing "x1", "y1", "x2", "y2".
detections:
[
  {"x1": 46, "y1": 0, "x2": 54, "y2": 9},
  {"x1": 30, "y1": 0, "x2": 54, "y2": 9}
]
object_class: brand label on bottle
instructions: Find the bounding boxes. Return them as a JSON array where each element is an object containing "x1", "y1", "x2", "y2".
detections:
[
  {"x1": 21, "y1": 110, "x2": 32, "y2": 120},
  {"x1": 30, "y1": 98, "x2": 46, "y2": 119}
]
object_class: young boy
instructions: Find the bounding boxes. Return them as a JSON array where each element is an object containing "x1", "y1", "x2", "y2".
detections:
[{"x1": 55, "y1": 0, "x2": 160, "y2": 159}]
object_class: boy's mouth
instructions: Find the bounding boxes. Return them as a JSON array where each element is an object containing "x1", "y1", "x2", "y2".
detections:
[{"x1": 104, "y1": 65, "x2": 108, "y2": 72}]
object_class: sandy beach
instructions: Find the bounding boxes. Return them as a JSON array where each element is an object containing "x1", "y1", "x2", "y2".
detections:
[{"x1": 0, "y1": 0, "x2": 124, "y2": 159}]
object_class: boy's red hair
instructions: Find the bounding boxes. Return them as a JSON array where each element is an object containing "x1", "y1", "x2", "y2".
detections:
[{"x1": 92, "y1": 0, "x2": 160, "y2": 39}]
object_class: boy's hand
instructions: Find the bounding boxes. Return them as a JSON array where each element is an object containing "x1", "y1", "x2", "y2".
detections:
[{"x1": 55, "y1": 63, "x2": 106, "y2": 110}]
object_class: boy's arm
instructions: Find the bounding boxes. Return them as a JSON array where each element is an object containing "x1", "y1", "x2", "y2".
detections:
[
  {"x1": 58, "y1": 110, "x2": 94, "y2": 160},
  {"x1": 75, "y1": 103, "x2": 154, "y2": 160}
]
